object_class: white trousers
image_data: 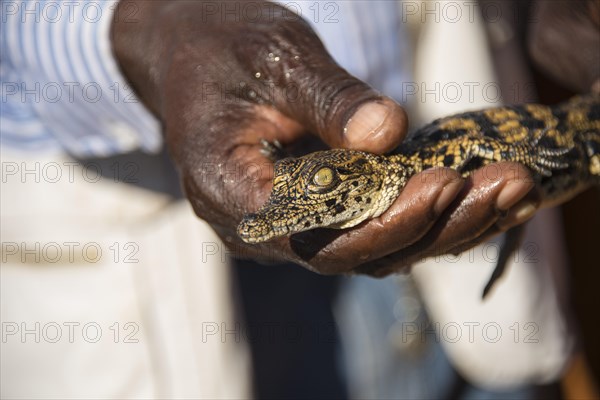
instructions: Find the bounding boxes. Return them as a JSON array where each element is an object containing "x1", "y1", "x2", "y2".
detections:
[{"x1": 1, "y1": 149, "x2": 251, "y2": 399}]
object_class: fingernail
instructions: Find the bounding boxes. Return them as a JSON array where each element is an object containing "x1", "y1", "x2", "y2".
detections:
[
  {"x1": 496, "y1": 181, "x2": 532, "y2": 210},
  {"x1": 434, "y1": 178, "x2": 464, "y2": 214},
  {"x1": 344, "y1": 102, "x2": 391, "y2": 144},
  {"x1": 509, "y1": 201, "x2": 537, "y2": 224}
]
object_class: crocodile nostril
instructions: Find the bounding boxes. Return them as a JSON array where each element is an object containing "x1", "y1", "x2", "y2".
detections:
[{"x1": 237, "y1": 213, "x2": 273, "y2": 243}]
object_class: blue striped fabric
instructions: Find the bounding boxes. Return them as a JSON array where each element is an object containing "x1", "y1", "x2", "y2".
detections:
[
  {"x1": 1, "y1": 0, "x2": 161, "y2": 156},
  {"x1": 1, "y1": 0, "x2": 409, "y2": 157}
]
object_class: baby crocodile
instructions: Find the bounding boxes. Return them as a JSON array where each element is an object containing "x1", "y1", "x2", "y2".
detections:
[{"x1": 238, "y1": 94, "x2": 600, "y2": 296}]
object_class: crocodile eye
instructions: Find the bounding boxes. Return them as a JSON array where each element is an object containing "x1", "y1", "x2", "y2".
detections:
[{"x1": 313, "y1": 167, "x2": 334, "y2": 186}]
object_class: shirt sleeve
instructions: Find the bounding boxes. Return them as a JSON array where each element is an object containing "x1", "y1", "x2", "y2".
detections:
[{"x1": 1, "y1": 0, "x2": 161, "y2": 157}]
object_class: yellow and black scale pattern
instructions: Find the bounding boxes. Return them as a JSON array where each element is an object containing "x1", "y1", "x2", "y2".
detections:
[
  {"x1": 394, "y1": 93, "x2": 600, "y2": 203},
  {"x1": 396, "y1": 93, "x2": 599, "y2": 296},
  {"x1": 237, "y1": 93, "x2": 599, "y2": 297},
  {"x1": 239, "y1": 93, "x2": 600, "y2": 246}
]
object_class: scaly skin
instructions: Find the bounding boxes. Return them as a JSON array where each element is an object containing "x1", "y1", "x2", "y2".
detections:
[
  {"x1": 238, "y1": 94, "x2": 600, "y2": 296},
  {"x1": 239, "y1": 94, "x2": 600, "y2": 243}
]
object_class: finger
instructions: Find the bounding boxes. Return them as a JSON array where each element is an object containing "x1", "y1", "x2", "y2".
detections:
[
  {"x1": 236, "y1": 12, "x2": 408, "y2": 154},
  {"x1": 353, "y1": 162, "x2": 536, "y2": 276},
  {"x1": 442, "y1": 198, "x2": 540, "y2": 260},
  {"x1": 287, "y1": 167, "x2": 465, "y2": 274}
]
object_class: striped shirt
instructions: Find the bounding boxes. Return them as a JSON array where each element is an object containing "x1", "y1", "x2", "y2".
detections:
[{"x1": 1, "y1": 0, "x2": 409, "y2": 157}]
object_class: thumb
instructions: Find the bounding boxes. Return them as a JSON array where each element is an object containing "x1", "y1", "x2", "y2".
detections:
[
  {"x1": 340, "y1": 97, "x2": 408, "y2": 153},
  {"x1": 239, "y1": 17, "x2": 408, "y2": 154}
]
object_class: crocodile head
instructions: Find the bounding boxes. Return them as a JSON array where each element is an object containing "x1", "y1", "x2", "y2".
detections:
[{"x1": 237, "y1": 149, "x2": 394, "y2": 243}]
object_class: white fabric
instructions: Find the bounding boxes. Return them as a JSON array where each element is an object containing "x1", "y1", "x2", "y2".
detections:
[
  {"x1": 409, "y1": 0, "x2": 573, "y2": 388},
  {"x1": 0, "y1": 149, "x2": 252, "y2": 399},
  {"x1": 412, "y1": 210, "x2": 573, "y2": 388}
]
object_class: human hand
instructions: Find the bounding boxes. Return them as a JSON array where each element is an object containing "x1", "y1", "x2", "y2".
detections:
[{"x1": 111, "y1": 1, "x2": 538, "y2": 275}]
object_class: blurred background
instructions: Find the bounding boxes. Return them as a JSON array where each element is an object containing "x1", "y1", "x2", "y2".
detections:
[{"x1": 2, "y1": 1, "x2": 599, "y2": 399}]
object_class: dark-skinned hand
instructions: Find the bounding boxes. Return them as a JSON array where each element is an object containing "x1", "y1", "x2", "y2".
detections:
[{"x1": 111, "y1": 1, "x2": 539, "y2": 275}]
